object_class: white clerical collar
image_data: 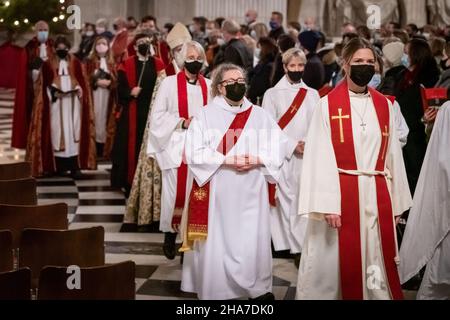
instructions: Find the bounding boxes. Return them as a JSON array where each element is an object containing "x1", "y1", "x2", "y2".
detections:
[
  {"x1": 58, "y1": 60, "x2": 69, "y2": 76},
  {"x1": 99, "y1": 57, "x2": 108, "y2": 71},
  {"x1": 214, "y1": 96, "x2": 253, "y2": 114},
  {"x1": 138, "y1": 55, "x2": 149, "y2": 62},
  {"x1": 277, "y1": 75, "x2": 305, "y2": 90},
  {"x1": 39, "y1": 43, "x2": 48, "y2": 60}
]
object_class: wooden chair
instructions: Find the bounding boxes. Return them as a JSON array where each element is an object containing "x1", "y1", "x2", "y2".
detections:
[
  {"x1": 0, "y1": 268, "x2": 31, "y2": 300},
  {"x1": 38, "y1": 261, "x2": 136, "y2": 300},
  {"x1": 0, "y1": 203, "x2": 68, "y2": 248},
  {"x1": 0, "y1": 230, "x2": 13, "y2": 272},
  {"x1": 0, "y1": 178, "x2": 37, "y2": 205},
  {"x1": 19, "y1": 227, "x2": 105, "y2": 288},
  {"x1": 0, "y1": 162, "x2": 31, "y2": 180}
]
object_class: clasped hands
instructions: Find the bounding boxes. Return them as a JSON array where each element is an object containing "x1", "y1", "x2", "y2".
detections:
[{"x1": 223, "y1": 155, "x2": 262, "y2": 172}]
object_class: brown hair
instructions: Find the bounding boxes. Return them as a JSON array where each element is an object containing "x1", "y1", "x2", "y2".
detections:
[
  {"x1": 88, "y1": 36, "x2": 114, "y2": 65},
  {"x1": 342, "y1": 37, "x2": 376, "y2": 64}
]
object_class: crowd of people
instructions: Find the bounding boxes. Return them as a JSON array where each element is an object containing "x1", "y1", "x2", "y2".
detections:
[{"x1": 10, "y1": 9, "x2": 450, "y2": 300}]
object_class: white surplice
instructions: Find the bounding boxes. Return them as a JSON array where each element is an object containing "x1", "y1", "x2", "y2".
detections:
[
  {"x1": 93, "y1": 57, "x2": 110, "y2": 144},
  {"x1": 181, "y1": 97, "x2": 297, "y2": 300},
  {"x1": 296, "y1": 90, "x2": 412, "y2": 300},
  {"x1": 399, "y1": 102, "x2": 450, "y2": 300},
  {"x1": 48, "y1": 60, "x2": 81, "y2": 158},
  {"x1": 262, "y1": 76, "x2": 320, "y2": 254},
  {"x1": 392, "y1": 100, "x2": 409, "y2": 148},
  {"x1": 147, "y1": 74, "x2": 212, "y2": 233}
]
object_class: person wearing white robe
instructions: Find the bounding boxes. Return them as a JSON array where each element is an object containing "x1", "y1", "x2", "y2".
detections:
[
  {"x1": 147, "y1": 41, "x2": 211, "y2": 259},
  {"x1": 49, "y1": 41, "x2": 82, "y2": 173},
  {"x1": 180, "y1": 64, "x2": 300, "y2": 300},
  {"x1": 399, "y1": 101, "x2": 450, "y2": 300},
  {"x1": 90, "y1": 37, "x2": 113, "y2": 149},
  {"x1": 296, "y1": 39, "x2": 412, "y2": 300},
  {"x1": 262, "y1": 48, "x2": 320, "y2": 255}
]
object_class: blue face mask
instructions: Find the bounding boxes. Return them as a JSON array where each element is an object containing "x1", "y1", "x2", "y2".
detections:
[
  {"x1": 368, "y1": 73, "x2": 382, "y2": 88},
  {"x1": 401, "y1": 54, "x2": 410, "y2": 68},
  {"x1": 37, "y1": 31, "x2": 49, "y2": 43},
  {"x1": 269, "y1": 21, "x2": 279, "y2": 30}
]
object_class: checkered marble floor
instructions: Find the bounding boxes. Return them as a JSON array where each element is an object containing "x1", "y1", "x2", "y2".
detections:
[{"x1": 0, "y1": 88, "x2": 299, "y2": 300}]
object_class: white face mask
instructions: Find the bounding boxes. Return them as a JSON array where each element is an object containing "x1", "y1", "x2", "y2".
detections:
[
  {"x1": 189, "y1": 24, "x2": 196, "y2": 34},
  {"x1": 86, "y1": 31, "x2": 95, "y2": 37},
  {"x1": 250, "y1": 30, "x2": 257, "y2": 40},
  {"x1": 254, "y1": 47, "x2": 261, "y2": 59},
  {"x1": 368, "y1": 73, "x2": 382, "y2": 88},
  {"x1": 96, "y1": 27, "x2": 105, "y2": 34},
  {"x1": 217, "y1": 38, "x2": 225, "y2": 46}
]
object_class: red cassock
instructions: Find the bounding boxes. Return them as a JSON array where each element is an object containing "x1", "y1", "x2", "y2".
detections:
[
  {"x1": 26, "y1": 54, "x2": 96, "y2": 177},
  {"x1": 11, "y1": 38, "x2": 54, "y2": 149}
]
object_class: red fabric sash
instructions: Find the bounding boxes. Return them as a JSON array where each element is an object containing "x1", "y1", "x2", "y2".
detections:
[
  {"x1": 268, "y1": 88, "x2": 307, "y2": 207},
  {"x1": 172, "y1": 71, "x2": 208, "y2": 226},
  {"x1": 328, "y1": 80, "x2": 403, "y2": 300},
  {"x1": 185, "y1": 106, "x2": 253, "y2": 242}
]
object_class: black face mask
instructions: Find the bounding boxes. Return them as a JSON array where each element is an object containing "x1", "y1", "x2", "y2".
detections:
[
  {"x1": 56, "y1": 49, "x2": 68, "y2": 59},
  {"x1": 137, "y1": 44, "x2": 150, "y2": 57},
  {"x1": 349, "y1": 64, "x2": 375, "y2": 87},
  {"x1": 440, "y1": 59, "x2": 450, "y2": 70},
  {"x1": 288, "y1": 71, "x2": 303, "y2": 83},
  {"x1": 185, "y1": 60, "x2": 203, "y2": 75},
  {"x1": 225, "y1": 83, "x2": 246, "y2": 102}
]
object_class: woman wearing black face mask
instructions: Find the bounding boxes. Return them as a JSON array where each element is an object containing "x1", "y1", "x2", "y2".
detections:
[
  {"x1": 261, "y1": 47, "x2": 320, "y2": 267},
  {"x1": 180, "y1": 63, "x2": 296, "y2": 300},
  {"x1": 138, "y1": 41, "x2": 212, "y2": 260},
  {"x1": 295, "y1": 37, "x2": 412, "y2": 300},
  {"x1": 27, "y1": 35, "x2": 97, "y2": 178}
]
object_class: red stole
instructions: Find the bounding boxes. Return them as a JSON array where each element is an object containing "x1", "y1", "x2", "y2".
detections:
[
  {"x1": 172, "y1": 71, "x2": 208, "y2": 226},
  {"x1": 328, "y1": 80, "x2": 403, "y2": 300},
  {"x1": 181, "y1": 106, "x2": 253, "y2": 249},
  {"x1": 268, "y1": 88, "x2": 307, "y2": 207}
]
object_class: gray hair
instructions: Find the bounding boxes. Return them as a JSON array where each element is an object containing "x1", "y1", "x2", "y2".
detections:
[
  {"x1": 180, "y1": 41, "x2": 208, "y2": 68},
  {"x1": 211, "y1": 63, "x2": 246, "y2": 97},
  {"x1": 222, "y1": 19, "x2": 240, "y2": 36},
  {"x1": 282, "y1": 48, "x2": 307, "y2": 65},
  {"x1": 96, "y1": 18, "x2": 108, "y2": 28}
]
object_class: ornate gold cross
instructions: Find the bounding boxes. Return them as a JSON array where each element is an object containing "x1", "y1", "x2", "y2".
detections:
[{"x1": 331, "y1": 108, "x2": 350, "y2": 143}]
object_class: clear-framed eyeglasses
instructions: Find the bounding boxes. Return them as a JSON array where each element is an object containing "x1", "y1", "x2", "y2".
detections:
[{"x1": 220, "y1": 78, "x2": 246, "y2": 86}]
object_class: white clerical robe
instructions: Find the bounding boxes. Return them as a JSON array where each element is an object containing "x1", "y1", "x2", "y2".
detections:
[
  {"x1": 93, "y1": 57, "x2": 110, "y2": 144},
  {"x1": 181, "y1": 97, "x2": 297, "y2": 300},
  {"x1": 392, "y1": 100, "x2": 409, "y2": 148},
  {"x1": 147, "y1": 75, "x2": 212, "y2": 233},
  {"x1": 399, "y1": 102, "x2": 450, "y2": 300},
  {"x1": 48, "y1": 60, "x2": 81, "y2": 158},
  {"x1": 296, "y1": 90, "x2": 412, "y2": 300},
  {"x1": 262, "y1": 76, "x2": 320, "y2": 254}
]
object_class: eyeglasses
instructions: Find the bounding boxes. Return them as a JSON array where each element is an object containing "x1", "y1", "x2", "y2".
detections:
[
  {"x1": 220, "y1": 78, "x2": 246, "y2": 86},
  {"x1": 185, "y1": 59, "x2": 204, "y2": 64}
]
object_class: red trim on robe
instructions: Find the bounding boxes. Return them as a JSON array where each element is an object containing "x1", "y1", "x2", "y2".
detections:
[
  {"x1": 328, "y1": 80, "x2": 403, "y2": 300},
  {"x1": 268, "y1": 88, "x2": 308, "y2": 207}
]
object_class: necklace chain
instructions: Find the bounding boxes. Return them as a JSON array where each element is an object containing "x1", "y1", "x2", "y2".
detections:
[{"x1": 351, "y1": 96, "x2": 369, "y2": 130}]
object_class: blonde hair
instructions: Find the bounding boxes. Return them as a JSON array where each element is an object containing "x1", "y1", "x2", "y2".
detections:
[
  {"x1": 282, "y1": 48, "x2": 307, "y2": 65},
  {"x1": 211, "y1": 63, "x2": 246, "y2": 97}
]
